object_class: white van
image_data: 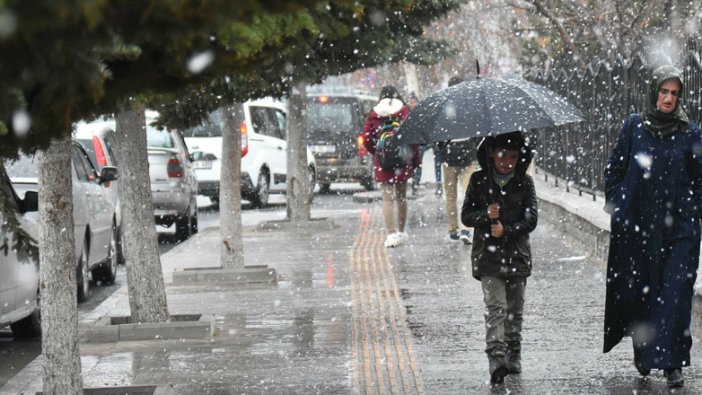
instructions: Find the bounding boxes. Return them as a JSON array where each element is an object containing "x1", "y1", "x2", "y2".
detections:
[{"x1": 183, "y1": 98, "x2": 316, "y2": 207}]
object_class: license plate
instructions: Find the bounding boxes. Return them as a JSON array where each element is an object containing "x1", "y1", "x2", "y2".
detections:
[
  {"x1": 193, "y1": 160, "x2": 212, "y2": 169},
  {"x1": 311, "y1": 145, "x2": 336, "y2": 153}
]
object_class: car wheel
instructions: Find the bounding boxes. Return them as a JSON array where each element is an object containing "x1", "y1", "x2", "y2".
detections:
[
  {"x1": 95, "y1": 224, "x2": 118, "y2": 285},
  {"x1": 175, "y1": 208, "x2": 193, "y2": 242},
  {"x1": 115, "y1": 225, "x2": 125, "y2": 265},
  {"x1": 77, "y1": 240, "x2": 90, "y2": 303},
  {"x1": 308, "y1": 166, "x2": 316, "y2": 204},
  {"x1": 10, "y1": 292, "x2": 41, "y2": 338},
  {"x1": 319, "y1": 183, "x2": 331, "y2": 194},
  {"x1": 250, "y1": 171, "x2": 270, "y2": 207},
  {"x1": 190, "y1": 199, "x2": 199, "y2": 234}
]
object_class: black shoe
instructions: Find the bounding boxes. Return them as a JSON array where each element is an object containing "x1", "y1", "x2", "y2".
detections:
[
  {"x1": 488, "y1": 351, "x2": 509, "y2": 384},
  {"x1": 664, "y1": 368, "x2": 684, "y2": 388},
  {"x1": 506, "y1": 342, "x2": 522, "y2": 374},
  {"x1": 633, "y1": 348, "x2": 650, "y2": 376}
]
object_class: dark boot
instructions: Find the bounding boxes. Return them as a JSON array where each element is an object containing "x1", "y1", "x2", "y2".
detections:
[
  {"x1": 506, "y1": 341, "x2": 522, "y2": 374},
  {"x1": 633, "y1": 347, "x2": 650, "y2": 376},
  {"x1": 487, "y1": 349, "x2": 509, "y2": 384},
  {"x1": 664, "y1": 368, "x2": 684, "y2": 388}
]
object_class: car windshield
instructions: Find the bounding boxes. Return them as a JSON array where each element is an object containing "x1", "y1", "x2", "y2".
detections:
[
  {"x1": 307, "y1": 99, "x2": 355, "y2": 133},
  {"x1": 146, "y1": 126, "x2": 175, "y2": 148},
  {"x1": 4, "y1": 155, "x2": 39, "y2": 178}
]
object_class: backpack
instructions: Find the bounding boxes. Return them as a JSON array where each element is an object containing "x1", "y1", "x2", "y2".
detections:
[{"x1": 375, "y1": 119, "x2": 412, "y2": 170}]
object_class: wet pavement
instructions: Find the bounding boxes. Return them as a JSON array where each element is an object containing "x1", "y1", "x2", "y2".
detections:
[{"x1": 2, "y1": 180, "x2": 702, "y2": 394}]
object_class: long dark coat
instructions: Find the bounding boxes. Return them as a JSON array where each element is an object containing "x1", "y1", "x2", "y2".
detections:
[
  {"x1": 461, "y1": 133, "x2": 538, "y2": 280},
  {"x1": 603, "y1": 113, "x2": 702, "y2": 368}
]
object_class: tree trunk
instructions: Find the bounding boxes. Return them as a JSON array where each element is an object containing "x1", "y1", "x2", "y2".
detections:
[
  {"x1": 115, "y1": 103, "x2": 169, "y2": 323},
  {"x1": 38, "y1": 134, "x2": 83, "y2": 394},
  {"x1": 286, "y1": 82, "x2": 311, "y2": 221},
  {"x1": 403, "y1": 62, "x2": 420, "y2": 96},
  {"x1": 220, "y1": 104, "x2": 245, "y2": 270}
]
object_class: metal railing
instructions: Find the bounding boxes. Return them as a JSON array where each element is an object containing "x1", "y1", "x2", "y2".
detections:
[{"x1": 527, "y1": 40, "x2": 702, "y2": 198}]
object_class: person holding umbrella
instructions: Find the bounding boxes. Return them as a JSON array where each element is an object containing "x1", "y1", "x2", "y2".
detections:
[
  {"x1": 461, "y1": 131, "x2": 537, "y2": 384},
  {"x1": 436, "y1": 76, "x2": 478, "y2": 244},
  {"x1": 603, "y1": 65, "x2": 702, "y2": 388},
  {"x1": 362, "y1": 85, "x2": 420, "y2": 247}
]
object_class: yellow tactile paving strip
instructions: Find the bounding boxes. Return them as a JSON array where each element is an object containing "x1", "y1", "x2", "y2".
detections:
[{"x1": 351, "y1": 208, "x2": 425, "y2": 395}]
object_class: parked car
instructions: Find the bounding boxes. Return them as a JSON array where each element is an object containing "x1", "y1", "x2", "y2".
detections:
[
  {"x1": 74, "y1": 119, "x2": 124, "y2": 264},
  {"x1": 0, "y1": 172, "x2": 41, "y2": 338},
  {"x1": 306, "y1": 91, "x2": 378, "y2": 192},
  {"x1": 183, "y1": 98, "x2": 317, "y2": 207},
  {"x1": 5, "y1": 142, "x2": 119, "y2": 302},
  {"x1": 146, "y1": 112, "x2": 199, "y2": 241}
]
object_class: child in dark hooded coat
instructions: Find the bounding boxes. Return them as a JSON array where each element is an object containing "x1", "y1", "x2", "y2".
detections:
[{"x1": 461, "y1": 131, "x2": 538, "y2": 384}]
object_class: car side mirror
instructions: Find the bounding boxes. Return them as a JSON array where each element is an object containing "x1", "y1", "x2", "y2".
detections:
[
  {"x1": 22, "y1": 190, "x2": 38, "y2": 213},
  {"x1": 99, "y1": 166, "x2": 118, "y2": 183}
]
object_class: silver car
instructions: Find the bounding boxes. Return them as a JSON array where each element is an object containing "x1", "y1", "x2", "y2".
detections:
[
  {"x1": 0, "y1": 172, "x2": 40, "y2": 338},
  {"x1": 147, "y1": 121, "x2": 198, "y2": 241},
  {"x1": 5, "y1": 142, "x2": 119, "y2": 302}
]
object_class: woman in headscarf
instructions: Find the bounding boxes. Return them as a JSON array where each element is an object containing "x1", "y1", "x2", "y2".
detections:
[{"x1": 603, "y1": 64, "x2": 702, "y2": 388}]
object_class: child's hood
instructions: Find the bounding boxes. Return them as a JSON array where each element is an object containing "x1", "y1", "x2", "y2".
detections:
[{"x1": 476, "y1": 131, "x2": 533, "y2": 177}]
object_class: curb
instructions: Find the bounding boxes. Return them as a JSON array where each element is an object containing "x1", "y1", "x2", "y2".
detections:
[
  {"x1": 172, "y1": 266, "x2": 277, "y2": 285},
  {"x1": 81, "y1": 314, "x2": 213, "y2": 343}
]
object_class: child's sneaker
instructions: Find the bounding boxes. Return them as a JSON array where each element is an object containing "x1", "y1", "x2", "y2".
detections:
[
  {"x1": 459, "y1": 229, "x2": 473, "y2": 245},
  {"x1": 487, "y1": 350, "x2": 509, "y2": 384},
  {"x1": 384, "y1": 232, "x2": 400, "y2": 248},
  {"x1": 447, "y1": 232, "x2": 460, "y2": 241}
]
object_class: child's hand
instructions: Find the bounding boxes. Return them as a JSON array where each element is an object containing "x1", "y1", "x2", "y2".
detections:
[
  {"x1": 487, "y1": 203, "x2": 500, "y2": 220},
  {"x1": 491, "y1": 221, "x2": 504, "y2": 238}
]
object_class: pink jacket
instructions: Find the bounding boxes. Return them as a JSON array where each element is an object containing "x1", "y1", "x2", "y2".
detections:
[{"x1": 361, "y1": 99, "x2": 420, "y2": 184}]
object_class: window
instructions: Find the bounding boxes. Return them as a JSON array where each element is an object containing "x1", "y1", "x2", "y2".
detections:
[
  {"x1": 306, "y1": 100, "x2": 355, "y2": 134},
  {"x1": 271, "y1": 109, "x2": 287, "y2": 140},
  {"x1": 146, "y1": 127, "x2": 175, "y2": 148},
  {"x1": 4, "y1": 155, "x2": 39, "y2": 178},
  {"x1": 72, "y1": 146, "x2": 97, "y2": 181},
  {"x1": 103, "y1": 132, "x2": 119, "y2": 166},
  {"x1": 250, "y1": 107, "x2": 274, "y2": 136}
]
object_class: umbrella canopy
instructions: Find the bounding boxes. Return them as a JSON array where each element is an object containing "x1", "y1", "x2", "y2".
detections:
[{"x1": 396, "y1": 77, "x2": 584, "y2": 144}]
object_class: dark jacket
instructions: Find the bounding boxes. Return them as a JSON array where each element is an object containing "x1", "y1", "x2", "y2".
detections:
[
  {"x1": 362, "y1": 99, "x2": 420, "y2": 184},
  {"x1": 461, "y1": 134, "x2": 537, "y2": 280},
  {"x1": 603, "y1": 111, "x2": 702, "y2": 368},
  {"x1": 437, "y1": 139, "x2": 476, "y2": 167}
]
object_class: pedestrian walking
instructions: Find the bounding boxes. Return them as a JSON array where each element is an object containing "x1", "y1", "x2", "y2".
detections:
[
  {"x1": 408, "y1": 92, "x2": 425, "y2": 196},
  {"x1": 461, "y1": 131, "x2": 537, "y2": 384},
  {"x1": 362, "y1": 85, "x2": 421, "y2": 248},
  {"x1": 603, "y1": 65, "x2": 702, "y2": 388},
  {"x1": 437, "y1": 76, "x2": 478, "y2": 244}
]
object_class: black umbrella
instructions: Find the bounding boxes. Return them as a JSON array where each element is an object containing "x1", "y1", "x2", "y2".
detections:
[{"x1": 396, "y1": 77, "x2": 584, "y2": 144}]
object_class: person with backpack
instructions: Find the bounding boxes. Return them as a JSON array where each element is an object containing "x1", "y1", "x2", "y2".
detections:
[
  {"x1": 461, "y1": 131, "x2": 538, "y2": 384},
  {"x1": 437, "y1": 76, "x2": 477, "y2": 244},
  {"x1": 362, "y1": 85, "x2": 420, "y2": 247}
]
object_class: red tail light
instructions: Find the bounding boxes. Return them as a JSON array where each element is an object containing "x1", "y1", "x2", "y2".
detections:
[
  {"x1": 240, "y1": 120, "x2": 249, "y2": 157},
  {"x1": 92, "y1": 136, "x2": 108, "y2": 167},
  {"x1": 167, "y1": 157, "x2": 183, "y2": 178},
  {"x1": 357, "y1": 135, "x2": 368, "y2": 157}
]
